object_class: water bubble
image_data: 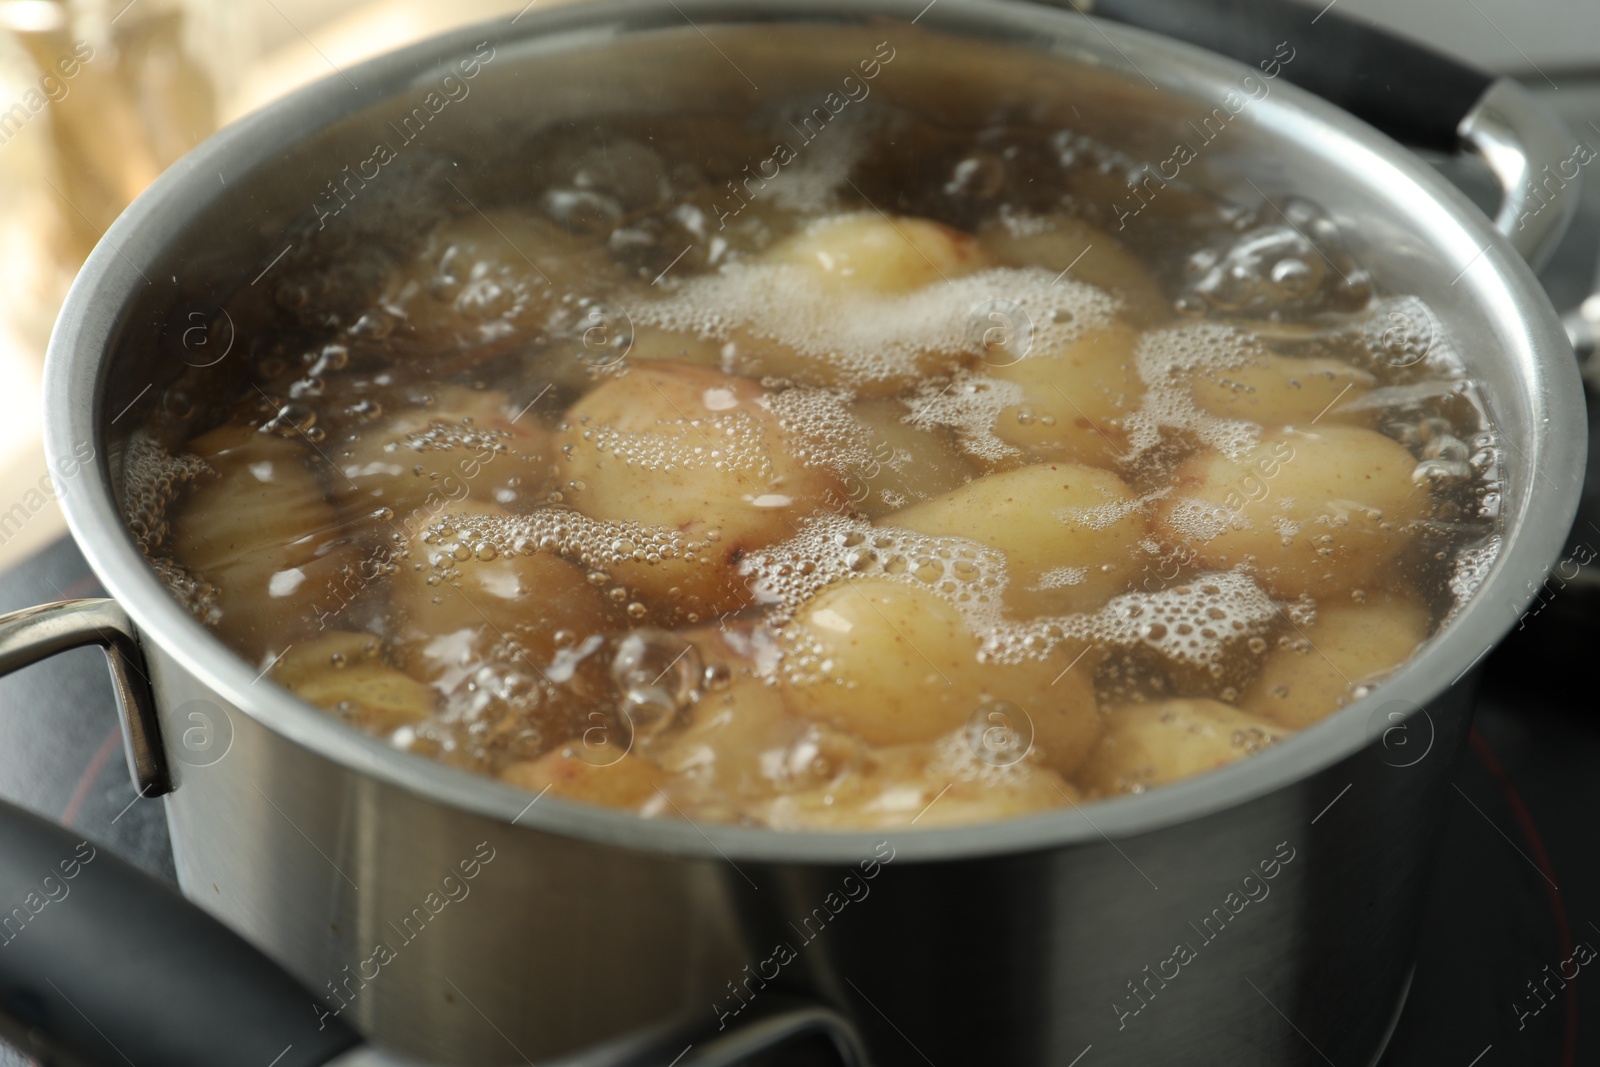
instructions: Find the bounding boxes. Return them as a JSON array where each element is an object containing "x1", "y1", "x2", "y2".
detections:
[
  {"x1": 611, "y1": 629, "x2": 702, "y2": 739},
  {"x1": 542, "y1": 188, "x2": 624, "y2": 235},
  {"x1": 1364, "y1": 296, "x2": 1438, "y2": 367}
]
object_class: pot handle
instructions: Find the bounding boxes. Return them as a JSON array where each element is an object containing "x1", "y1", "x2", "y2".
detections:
[
  {"x1": 0, "y1": 796, "x2": 864, "y2": 1066},
  {"x1": 0, "y1": 598, "x2": 169, "y2": 797},
  {"x1": 1069, "y1": 0, "x2": 1579, "y2": 268}
]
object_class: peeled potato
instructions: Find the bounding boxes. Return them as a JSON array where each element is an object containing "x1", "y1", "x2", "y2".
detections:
[
  {"x1": 271, "y1": 632, "x2": 436, "y2": 733},
  {"x1": 332, "y1": 386, "x2": 551, "y2": 526},
  {"x1": 989, "y1": 320, "x2": 1144, "y2": 467},
  {"x1": 781, "y1": 578, "x2": 1100, "y2": 773},
  {"x1": 1154, "y1": 425, "x2": 1426, "y2": 599},
  {"x1": 556, "y1": 361, "x2": 843, "y2": 620},
  {"x1": 1241, "y1": 593, "x2": 1431, "y2": 728},
  {"x1": 390, "y1": 502, "x2": 613, "y2": 688},
  {"x1": 501, "y1": 747, "x2": 665, "y2": 811},
  {"x1": 1190, "y1": 352, "x2": 1374, "y2": 427},
  {"x1": 889, "y1": 462, "x2": 1148, "y2": 617},
  {"x1": 765, "y1": 212, "x2": 994, "y2": 294},
  {"x1": 978, "y1": 216, "x2": 1167, "y2": 324},
  {"x1": 171, "y1": 424, "x2": 357, "y2": 654},
  {"x1": 761, "y1": 742, "x2": 1077, "y2": 830},
  {"x1": 1079, "y1": 698, "x2": 1290, "y2": 796}
]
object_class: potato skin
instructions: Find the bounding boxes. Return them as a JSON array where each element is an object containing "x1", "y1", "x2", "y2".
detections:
[
  {"x1": 1154, "y1": 425, "x2": 1426, "y2": 599},
  {"x1": 271, "y1": 631, "x2": 437, "y2": 734},
  {"x1": 171, "y1": 423, "x2": 357, "y2": 655},
  {"x1": 766, "y1": 213, "x2": 994, "y2": 294},
  {"x1": 989, "y1": 320, "x2": 1144, "y2": 467},
  {"x1": 389, "y1": 503, "x2": 613, "y2": 686},
  {"x1": 978, "y1": 215, "x2": 1167, "y2": 324},
  {"x1": 555, "y1": 361, "x2": 843, "y2": 620},
  {"x1": 1078, "y1": 698, "x2": 1289, "y2": 796},
  {"x1": 1240, "y1": 593, "x2": 1430, "y2": 728},
  {"x1": 501, "y1": 748, "x2": 664, "y2": 811},
  {"x1": 888, "y1": 461, "x2": 1147, "y2": 618},
  {"x1": 332, "y1": 386, "x2": 551, "y2": 524},
  {"x1": 761, "y1": 742, "x2": 1078, "y2": 830},
  {"x1": 781, "y1": 577, "x2": 1100, "y2": 773},
  {"x1": 1189, "y1": 353, "x2": 1374, "y2": 427}
]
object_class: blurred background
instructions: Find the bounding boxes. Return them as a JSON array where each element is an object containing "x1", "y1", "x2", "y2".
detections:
[{"x1": 0, "y1": 0, "x2": 1596, "y2": 567}]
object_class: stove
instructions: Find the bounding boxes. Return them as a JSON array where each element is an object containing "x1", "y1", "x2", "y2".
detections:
[{"x1": 0, "y1": 71, "x2": 1596, "y2": 1067}]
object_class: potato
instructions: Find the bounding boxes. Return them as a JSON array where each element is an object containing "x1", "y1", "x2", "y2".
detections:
[
  {"x1": 843, "y1": 398, "x2": 975, "y2": 518},
  {"x1": 332, "y1": 386, "x2": 551, "y2": 525},
  {"x1": 270, "y1": 632, "x2": 436, "y2": 734},
  {"x1": 781, "y1": 578, "x2": 1100, "y2": 773},
  {"x1": 988, "y1": 320, "x2": 1144, "y2": 467},
  {"x1": 1190, "y1": 352, "x2": 1374, "y2": 428},
  {"x1": 390, "y1": 503, "x2": 614, "y2": 687},
  {"x1": 888, "y1": 462, "x2": 1147, "y2": 617},
  {"x1": 555, "y1": 361, "x2": 843, "y2": 619},
  {"x1": 761, "y1": 742, "x2": 1077, "y2": 830},
  {"x1": 627, "y1": 327, "x2": 725, "y2": 369},
  {"x1": 651, "y1": 625, "x2": 809, "y2": 808},
  {"x1": 765, "y1": 212, "x2": 994, "y2": 294},
  {"x1": 1154, "y1": 425, "x2": 1426, "y2": 599},
  {"x1": 171, "y1": 424, "x2": 358, "y2": 654},
  {"x1": 1078, "y1": 698, "x2": 1290, "y2": 796},
  {"x1": 1240, "y1": 593, "x2": 1431, "y2": 728},
  {"x1": 501, "y1": 747, "x2": 665, "y2": 811},
  {"x1": 381, "y1": 210, "x2": 620, "y2": 370},
  {"x1": 978, "y1": 216, "x2": 1167, "y2": 324}
]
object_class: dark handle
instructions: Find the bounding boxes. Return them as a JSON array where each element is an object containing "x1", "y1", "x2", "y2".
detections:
[
  {"x1": 0, "y1": 796, "x2": 363, "y2": 1067},
  {"x1": 0, "y1": 788, "x2": 866, "y2": 1067},
  {"x1": 1063, "y1": 0, "x2": 1579, "y2": 267},
  {"x1": 1078, "y1": 0, "x2": 1491, "y2": 150}
]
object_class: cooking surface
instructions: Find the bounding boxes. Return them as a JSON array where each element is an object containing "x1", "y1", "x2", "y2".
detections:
[{"x1": 2, "y1": 76, "x2": 1599, "y2": 1067}]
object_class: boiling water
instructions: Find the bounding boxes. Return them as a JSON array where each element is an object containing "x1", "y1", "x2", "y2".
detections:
[{"x1": 124, "y1": 102, "x2": 1502, "y2": 829}]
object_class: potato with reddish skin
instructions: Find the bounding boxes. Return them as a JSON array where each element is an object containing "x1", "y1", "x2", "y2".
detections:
[
  {"x1": 271, "y1": 632, "x2": 437, "y2": 734},
  {"x1": 988, "y1": 320, "x2": 1144, "y2": 468},
  {"x1": 171, "y1": 424, "x2": 359, "y2": 655},
  {"x1": 888, "y1": 462, "x2": 1148, "y2": 617},
  {"x1": 389, "y1": 502, "x2": 614, "y2": 688},
  {"x1": 978, "y1": 215, "x2": 1167, "y2": 324},
  {"x1": 1241, "y1": 593, "x2": 1431, "y2": 728},
  {"x1": 1153, "y1": 425, "x2": 1427, "y2": 599},
  {"x1": 781, "y1": 577, "x2": 1100, "y2": 774},
  {"x1": 555, "y1": 361, "x2": 844, "y2": 620},
  {"x1": 1078, "y1": 698, "x2": 1290, "y2": 796},
  {"x1": 331, "y1": 386, "x2": 551, "y2": 524}
]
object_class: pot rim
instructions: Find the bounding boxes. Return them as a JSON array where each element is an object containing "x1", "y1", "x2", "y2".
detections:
[{"x1": 44, "y1": 0, "x2": 1585, "y2": 864}]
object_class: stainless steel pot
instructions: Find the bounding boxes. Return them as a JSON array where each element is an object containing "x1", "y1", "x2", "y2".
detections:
[{"x1": 1, "y1": 2, "x2": 1586, "y2": 1065}]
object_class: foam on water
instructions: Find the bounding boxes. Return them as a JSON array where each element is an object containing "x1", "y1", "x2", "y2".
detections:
[{"x1": 632, "y1": 256, "x2": 1117, "y2": 393}]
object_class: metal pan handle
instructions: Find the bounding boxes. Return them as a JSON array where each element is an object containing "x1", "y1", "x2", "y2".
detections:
[
  {"x1": 1064, "y1": 0, "x2": 1581, "y2": 268},
  {"x1": 0, "y1": 598, "x2": 168, "y2": 797}
]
